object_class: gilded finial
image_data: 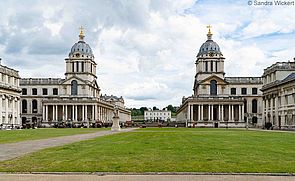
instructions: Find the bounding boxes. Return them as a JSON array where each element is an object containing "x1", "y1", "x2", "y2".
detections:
[
  {"x1": 206, "y1": 25, "x2": 213, "y2": 40},
  {"x1": 79, "y1": 26, "x2": 85, "y2": 41}
]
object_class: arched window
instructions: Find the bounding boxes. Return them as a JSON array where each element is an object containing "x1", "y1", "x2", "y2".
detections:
[
  {"x1": 252, "y1": 99, "x2": 258, "y2": 113},
  {"x1": 32, "y1": 100, "x2": 38, "y2": 113},
  {"x1": 22, "y1": 100, "x2": 27, "y2": 113},
  {"x1": 71, "y1": 80, "x2": 78, "y2": 95},
  {"x1": 210, "y1": 80, "x2": 217, "y2": 95}
]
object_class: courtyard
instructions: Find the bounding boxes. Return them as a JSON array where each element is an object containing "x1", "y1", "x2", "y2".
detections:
[{"x1": 0, "y1": 128, "x2": 294, "y2": 173}]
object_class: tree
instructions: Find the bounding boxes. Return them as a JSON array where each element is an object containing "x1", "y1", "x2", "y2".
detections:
[
  {"x1": 153, "y1": 106, "x2": 159, "y2": 111},
  {"x1": 139, "y1": 107, "x2": 148, "y2": 115}
]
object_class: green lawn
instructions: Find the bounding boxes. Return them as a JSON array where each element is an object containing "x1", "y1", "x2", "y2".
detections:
[
  {"x1": 0, "y1": 128, "x2": 107, "y2": 144},
  {"x1": 0, "y1": 128, "x2": 294, "y2": 173}
]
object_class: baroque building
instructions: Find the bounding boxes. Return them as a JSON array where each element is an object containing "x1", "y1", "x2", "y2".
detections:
[
  {"x1": 0, "y1": 60, "x2": 21, "y2": 128},
  {"x1": 176, "y1": 27, "x2": 263, "y2": 128},
  {"x1": 261, "y1": 61, "x2": 295, "y2": 130},
  {"x1": 20, "y1": 29, "x2": 131, "y2": 127}
]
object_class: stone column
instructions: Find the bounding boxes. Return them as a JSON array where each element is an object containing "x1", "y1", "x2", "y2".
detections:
[
  {"x1": 218, "y1": 105, "x2": 221, "y2": 121},
  {"x1": 72, "y1": 105, "x2": 74, "y2": 121},
  {"x1": 201, "y1": 105, "x2": 203, "y2": 121},
  {"x1": 275, "y1": 96, "x2": 279, "y2": 126},
  {"x1": 190, "y1": 104, "x2": 194, "y2": 121},
  {"x1": 198, "y1": 105, "x2": 201, "y2": 121},
  {"x1": 75, "y1": 105, "x2": 78, "y2": 121},
  {"x1": 262, "y1": 99, "x2": 265, "y2": 124},
  {"x1": 82, "y1": 105, "x2": 85, "y2": 121},
  {"x1": 45, "y1": 105, "x2": 48, "y2": 122},
  {"x1": 95, "y1": 105, "x2": 98, "y2": 120},
  {"x1": 65, "y1": 105, "x2": 68, "y2": 121},
  {"x1": 53, "y1": 105, "x2": 55, "y2": 121},
  {"x1": 85, "y1": 105, "x2": 88, "y2": 121},
  {"x1": 16, "y1": 98, "x2": 20, "y2": 125},
  {"x1": 242, "y1": 104, "x2": 244, "y2": 122},
  {"x1": 42, "y1": 105, "x2": 46, "y2": 121},
  {"x1": 56, "y1": 105, "x2": 58, "y2": 121},
  {"x1": 221, "y1": 105, "x2": 224, "y2": 121},
  {"x1": 208, "y1": 105, "x2": 211, "y2": 121},
  {"x1": 92, "y1": 105, "x2": 95, "y2": 121},
  {"x1": 239, "y1": 105, "x2": 242, "y2": 122},
  {"x1": 5, "y1": 97, "x2": 8, "y2": 124},
  {"x1": 270, "y1": 98, "x2": 273, "y2": 124},
  {"x1": 12, "y1": 98, "x2": 15, "y2": 125},
  {"x1": 228, "y1": 105, "x2": 231, "y2": 121},
  {"x1": 231, "y1": 105, "x2": 234, "y2": 121},
  {"x1": 211, "y1": 105, "x2": 213, "y2": 121},
  {"x1": 62, "y1": 105, "x2": 65, "y2": 120},
  {"x1": 187, "y1": 104, "x2": 190, "y2": 121}
]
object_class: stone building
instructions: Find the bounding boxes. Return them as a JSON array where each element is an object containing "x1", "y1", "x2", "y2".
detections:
[
  {"x1": 0, "y1": 60, "x2": 21, "y2": 128},
  {"x1": 176, "y1": 27, "x2": 263, "y2": 128},
  {"x1": 261, "y1": 61, "x2": 295, "y2": 130},
  {"x1": 144, "y1": 109, "x2": 171, "y2": 122},
  {"x1": 20, "y1": 29, "x2": 131, "y2": 127}
]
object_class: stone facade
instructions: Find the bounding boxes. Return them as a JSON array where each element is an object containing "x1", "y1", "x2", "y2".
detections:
[
  {"x1": 261, "y1": 61, "x2": 295, "y2": 130},
  {"x1": 176, "y1": 28, "x2": 263, "y2": 128},
  {"x1": 0, "y1": 60, "x2": 21, "y2": 128},
  {"x1": 20, "y1": 30, "x2": 131, "y2": 128},
  {"x1": 144, "y1": 110, "x2": 171, "y2": 122}
]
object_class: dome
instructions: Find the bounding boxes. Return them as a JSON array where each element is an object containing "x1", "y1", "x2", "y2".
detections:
[
  {"x1": 197, "y1": 40, "x2": 222, "y2": 57},
  {"x1": 197, "y1": 27, "x2": 222, "y2": 57},
  {"x1": 69, "y1": 28, "x2": 94, "y2": 58},
  {"x1": 69, "y1": 41, "x2": 93, "y2": 57}
]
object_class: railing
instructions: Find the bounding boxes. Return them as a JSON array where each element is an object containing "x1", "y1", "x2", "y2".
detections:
[{"x1": 20, "y1": 78, "x2": 63, "y2": 85}]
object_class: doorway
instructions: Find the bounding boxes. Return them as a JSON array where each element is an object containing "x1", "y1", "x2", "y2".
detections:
[{"x1": 214, "y1": 122, "x2": 218, "y2": 128}]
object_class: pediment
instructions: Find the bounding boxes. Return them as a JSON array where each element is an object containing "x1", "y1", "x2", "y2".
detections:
[
  {"x1": 61, "y1": 76, "x2": 89, "y2": 85},
  {"x1": 199, "y1": 75, "x2": 228, "y2": 85}
]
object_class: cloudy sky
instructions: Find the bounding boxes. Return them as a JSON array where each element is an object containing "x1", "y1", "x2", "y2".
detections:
[{"x1": 1, "y1": 0, "x2": 295, "y2": 109}]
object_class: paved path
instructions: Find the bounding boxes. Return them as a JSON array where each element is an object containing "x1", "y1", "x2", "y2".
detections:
[
  {"x1": 0, "y1": 174, "x2": 294, "y2": 181},
  {"x1": 0, "y1": 128, "x2": 136, "y2": 161}
]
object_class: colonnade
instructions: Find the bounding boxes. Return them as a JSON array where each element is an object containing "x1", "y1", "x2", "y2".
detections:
[
  {"x1": 0, "y1": 95, "x2": 20, "y2": 126},
  {"x1": 187, "y1": 104, "x2": 244, "y2": 122},
  {"x1": 42, "y1": 104, "x2": 114, "y2": 122}
]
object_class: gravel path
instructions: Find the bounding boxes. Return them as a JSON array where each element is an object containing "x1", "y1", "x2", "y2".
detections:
[{"x1": 0, "y1": 128, "x2": 136, "y2": 161}]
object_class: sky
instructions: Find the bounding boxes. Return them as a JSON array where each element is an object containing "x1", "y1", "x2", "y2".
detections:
[{"x1": 1, "y1": 0, "x2": 295, "y2": 109}]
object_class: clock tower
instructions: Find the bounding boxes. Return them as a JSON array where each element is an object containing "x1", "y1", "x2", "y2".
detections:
[{"x1": 193, "y1": 26, "x2": 226, "y2": 95}]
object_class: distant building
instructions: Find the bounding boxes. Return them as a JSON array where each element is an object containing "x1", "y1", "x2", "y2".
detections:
[
  {"x1": 0, "y1": 60, "x2": 21, "y2": 128},
  {"x1": 261, "y1": 61, "x2": 295, "y2": 129},
  {"x1": 20, "y1": 28, "x2": 130, "y2": 128},
  {"x1": 144, "y1": 110, "x2": 171, "y2": 122},
  {"x1": 176, "y1": 27, "x2": 263, "y2": 128}
]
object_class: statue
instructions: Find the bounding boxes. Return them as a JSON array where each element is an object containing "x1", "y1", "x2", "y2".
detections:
[{"x1": 111, "y1": 106, "x2": 121, "y2": 131}]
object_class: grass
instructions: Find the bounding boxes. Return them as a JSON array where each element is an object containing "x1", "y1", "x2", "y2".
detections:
[
  {"x1": 0, "y1": 128, "x2": 108, "y2": 144},
  {"x1": 0, "y1": 128, "x2": 294, "y2": 173}
]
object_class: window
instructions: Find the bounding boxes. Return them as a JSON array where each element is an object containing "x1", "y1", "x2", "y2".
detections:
[
  {"x1": 231, "y1": 88, "x2": 236, "y2": 95},
  {"x1": 205, "y1": 62, "x2": 208, "y2": 72},
  {"x1": 53, "y1": 88, "x2": 58, "y2": 95},
  {"x1": 252, "y1": 88, "x2": 258, "y2": 95},
  {"x1": 252, "y1": 99, "x2": 257, "y2": 113},
  {"x1": 91, "y1": 63, "x2": 93, "y2": 73},
  {"x1": 22, "y1": 100, "x2": 27, "y2": 113},
  {"x1": 215, "y1": 61, "x2": 217, "y2": 72},
  {"x1": 72, "y1": 62, "x2": 74, "y2": 72},
  {"x1": 71, "y1": 80, "x2": 78, "y2": 95},
  {"x1": 32, "y1": 100, "x2": 38, "y2": 113},
  {"x1": 241, "y1": 88, "x2": 247, "y2": 95},
  {"x1": 210, "y1": 80, "x2": 217, "y2": 95},
  {"x1": 32, "y1": 88, "x2": 37, "y2": 95},
  {"x1": 22, "y1": 88, "x2": 27, "y2": 95},
  {"x1": 81, "y1": 62, "x2": 84, "y2": 72},
  {"x1": 42, "y1": 88, "x2": 48, "y2": 95}
]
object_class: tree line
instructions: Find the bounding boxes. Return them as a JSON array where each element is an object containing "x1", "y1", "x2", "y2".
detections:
[{"x1": 129, "y1": 105, "x2": 178, "y2": 116}]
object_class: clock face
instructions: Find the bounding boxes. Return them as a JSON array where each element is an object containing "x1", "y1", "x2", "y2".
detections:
[
  {"x1": 76, "y1": 53, "x2": 80, "y2": 58},
  {"x1": 209, "y1": 52, "x2": 214, "y2": 57}
]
